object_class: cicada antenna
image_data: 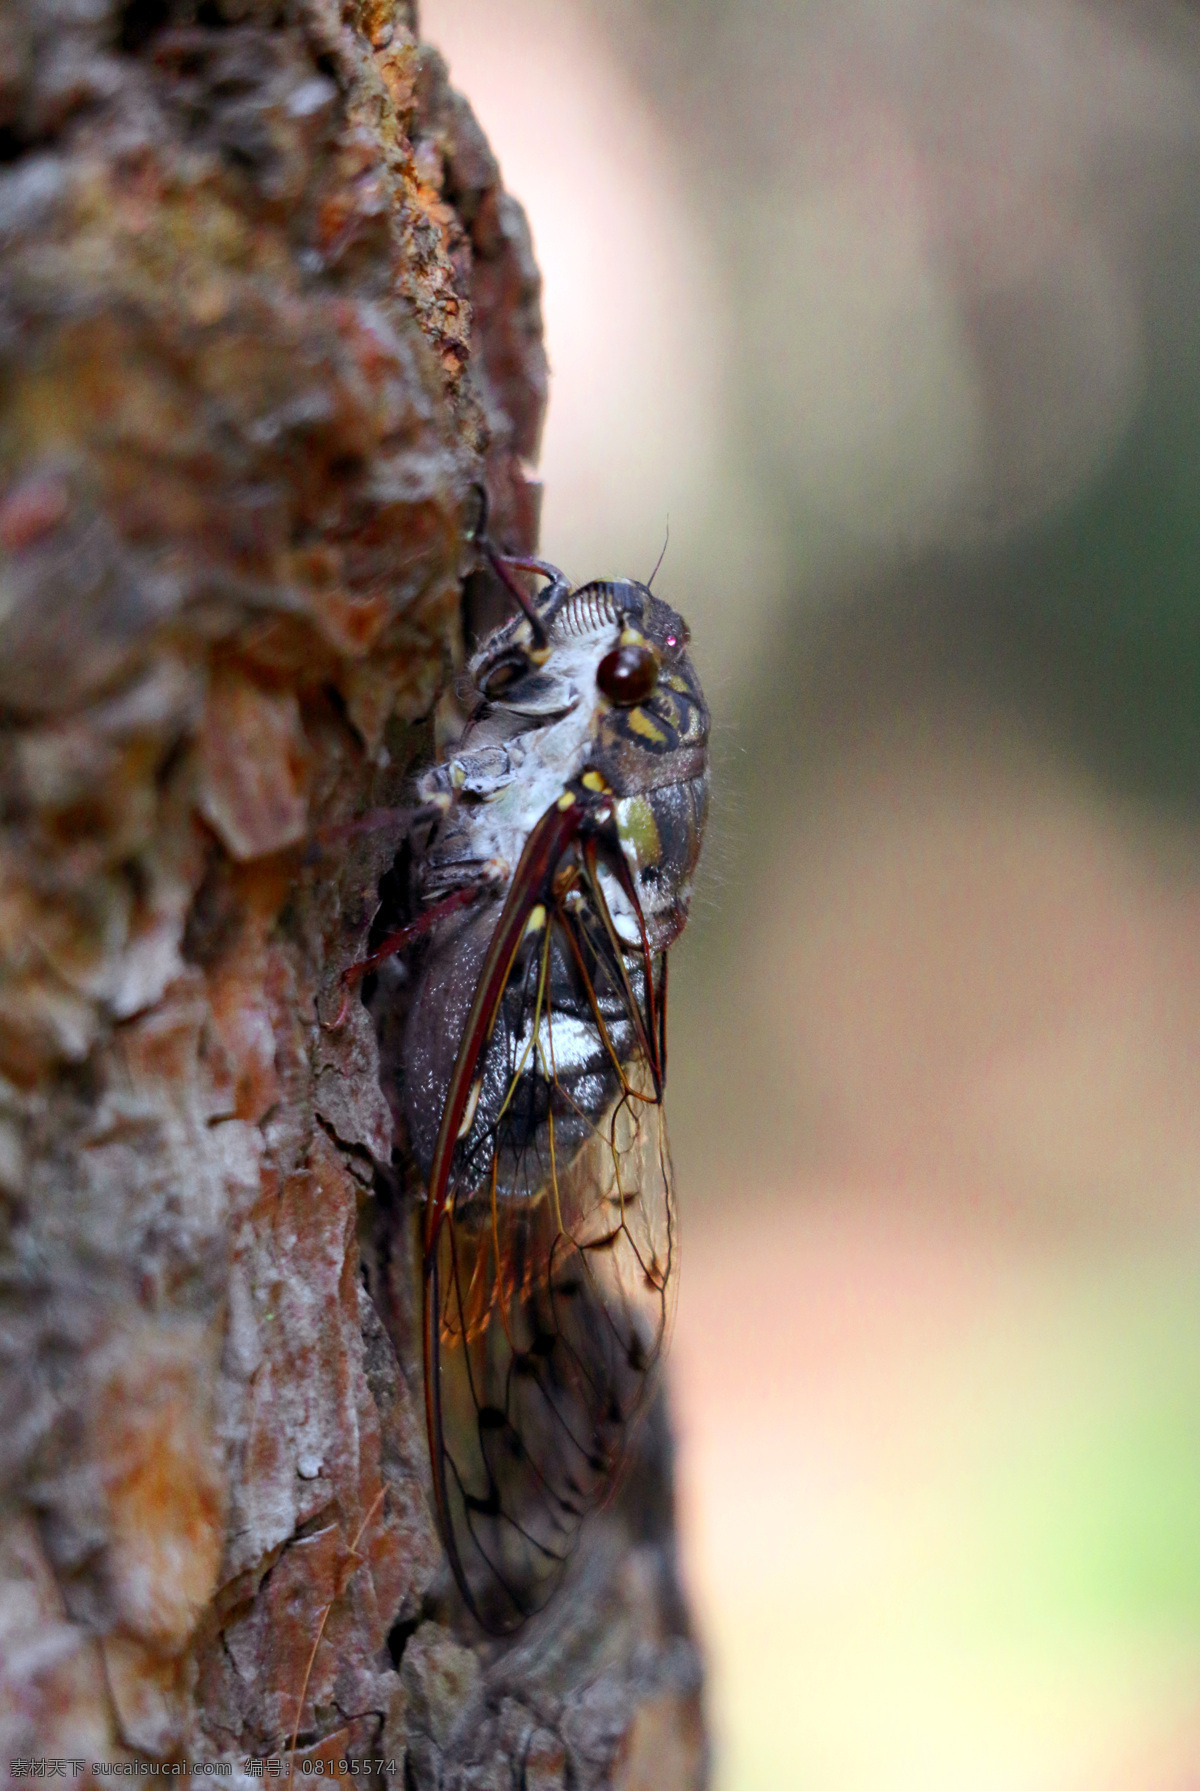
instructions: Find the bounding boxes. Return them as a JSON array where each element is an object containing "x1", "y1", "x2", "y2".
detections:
[
  {"x1": 467, "y1": 481, "x2": 569, "y2": 651},
  {"x1": 646, "y1": 518, "x2": 670, "y2": 591}
]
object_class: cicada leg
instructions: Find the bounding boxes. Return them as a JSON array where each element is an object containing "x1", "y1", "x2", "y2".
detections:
[{"x1": 320, "y1": 881, "x2": 483, "y2": 1032}]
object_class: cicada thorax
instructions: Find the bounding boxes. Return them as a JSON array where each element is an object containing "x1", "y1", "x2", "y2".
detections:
[{"x1": 400, "y1": 562, "x2": 708, "y2": 1632}]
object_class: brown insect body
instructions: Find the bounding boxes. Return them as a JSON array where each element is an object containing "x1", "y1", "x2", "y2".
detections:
[{"x1": 401, "y1": 563, "x2": 709, "y2": 1633}]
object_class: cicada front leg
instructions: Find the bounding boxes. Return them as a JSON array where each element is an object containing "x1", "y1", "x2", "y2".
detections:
[{"x1": 320, "y1": 880, "x2": 484, "y2": 1032}]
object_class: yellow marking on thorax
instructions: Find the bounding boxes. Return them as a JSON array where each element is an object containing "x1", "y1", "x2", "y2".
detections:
[
  {"x1": 626, "y1": 707, "x2": 668, "y2": 745},
  {"x1": 616, "y1": 795, "x2": 662, "y2": 868}
]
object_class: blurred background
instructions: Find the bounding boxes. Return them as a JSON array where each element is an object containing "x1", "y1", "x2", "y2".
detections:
[{"x1": 423, "y1": 2, "x2": 1200, "y2": 1785}]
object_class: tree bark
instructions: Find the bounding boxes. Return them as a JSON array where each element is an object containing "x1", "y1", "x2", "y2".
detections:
[{"x1": 0, "y1": 0, "x2": 705, "y2": 1782}]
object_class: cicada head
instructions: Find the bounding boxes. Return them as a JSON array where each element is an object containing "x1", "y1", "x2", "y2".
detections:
[
  {"x1": 578, "y1": 579, "x2": 710, "y2": 952},
  {"x1": 448, "y1": 576, "x2": 709, "y2": 951}
]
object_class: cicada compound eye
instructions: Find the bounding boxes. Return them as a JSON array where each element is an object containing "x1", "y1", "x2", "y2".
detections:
[
  {"x1": 597, "y1": 640, "x2": 659, "y2": 708},
  {"x1": 481, "y1": 654, "x2": 527, "y2": 700}
]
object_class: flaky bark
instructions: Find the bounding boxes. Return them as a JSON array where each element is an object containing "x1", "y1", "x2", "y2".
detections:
[{"x1": 0, "y1": 0, "x2": 704, "y2": 1782}]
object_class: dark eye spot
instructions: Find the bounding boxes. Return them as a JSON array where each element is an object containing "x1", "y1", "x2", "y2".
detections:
[
  {"x1": 597, "y1": 642, "x2": 658, "y2": 707},
  {"x1": 481, "y1": 654, "x2": 527, "y2": 699}
]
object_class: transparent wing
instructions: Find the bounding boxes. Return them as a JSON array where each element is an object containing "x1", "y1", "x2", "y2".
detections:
[{"x1": 422, "y1": 795, "x2": 675, "y2": 1633}]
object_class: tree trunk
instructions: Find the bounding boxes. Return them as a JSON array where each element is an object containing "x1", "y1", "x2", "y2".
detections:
[{"x1": 0, "y1": 0, "x2": 706, "y2": 1782}]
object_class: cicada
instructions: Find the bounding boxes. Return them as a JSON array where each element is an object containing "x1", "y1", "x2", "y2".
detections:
[{"x1": 365, "y1": 542, "x2": 708, "y2": 1633}]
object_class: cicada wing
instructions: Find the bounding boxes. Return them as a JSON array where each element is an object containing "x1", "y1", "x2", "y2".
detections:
[{"x1": 426, "y1": 903, "x2": 675, "y2": 1633}]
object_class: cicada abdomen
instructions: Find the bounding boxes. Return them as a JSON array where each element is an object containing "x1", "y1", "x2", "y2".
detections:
[{"x1": 402, "y1": 559, "x2": 708, "y2": 1632}]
